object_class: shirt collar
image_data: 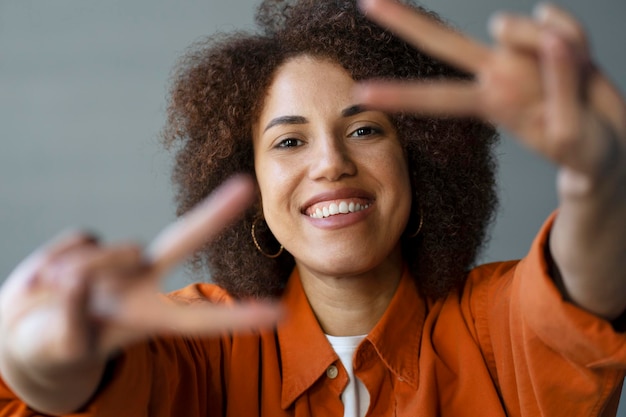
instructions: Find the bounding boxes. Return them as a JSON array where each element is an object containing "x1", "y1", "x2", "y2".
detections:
[
  {"x1": 364, "y1": 266, "x2": 425, "y2": 388},
  {"x1": 277, "y1": 266, "x2": 426, "y2": 408},
  {"x1": 277, "y1": 268, "x2": 338, "y2": 409}
]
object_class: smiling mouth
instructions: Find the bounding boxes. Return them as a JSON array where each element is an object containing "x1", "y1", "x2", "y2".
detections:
[{"x1": 305, "y1": 199, "x2": 372, "y2": 219}]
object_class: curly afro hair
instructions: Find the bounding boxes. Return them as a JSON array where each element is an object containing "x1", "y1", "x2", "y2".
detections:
[{"x1": 162, "y1": 0, "x2": 499, "y2": 300}]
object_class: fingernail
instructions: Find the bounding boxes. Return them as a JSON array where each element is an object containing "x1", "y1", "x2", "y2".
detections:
[
  {"x1": 487, "y1": 12, "x2": 507, "y2": 37},
  {"x1": 358, "y1": 0, "x2": 374, "y2": 13},
  {"x1": 533, "y1": 3, "x2": 550, "y2": 22},
  {"x1": 358, "y1": 0, "x2": 386, "y2": 15}
]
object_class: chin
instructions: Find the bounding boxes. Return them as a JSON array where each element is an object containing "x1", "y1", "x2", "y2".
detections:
[{"x1": 301, "y1": 251, "x2": 393, "y2": 277}]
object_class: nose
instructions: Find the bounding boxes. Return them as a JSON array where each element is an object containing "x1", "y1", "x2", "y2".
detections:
[{"x1": 308, "y1": 134, "x2": 357, "y2": 181}]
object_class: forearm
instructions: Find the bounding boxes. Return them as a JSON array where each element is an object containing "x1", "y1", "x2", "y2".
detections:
[
  {"x1": 0, "y1": 347, "x2": 106, "y2": 416},
  {"x1": 550, "y1": 165, "x2": 626, "y2": 320}
]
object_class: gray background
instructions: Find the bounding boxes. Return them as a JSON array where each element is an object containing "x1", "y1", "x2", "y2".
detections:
[{"x1": 1, "y1": 0, "x2": 624, "y2": 412}]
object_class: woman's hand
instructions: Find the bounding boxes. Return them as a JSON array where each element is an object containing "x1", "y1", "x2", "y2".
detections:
[
  {"x1": 0, "y1": 175, "x2": 281, "y2": 415},
  {"x1": 357, "y1": 0, "x2": 625, "y2": 177},
  {"x1": 356, "y1": 0, "x2": 626, "y2": 319}
]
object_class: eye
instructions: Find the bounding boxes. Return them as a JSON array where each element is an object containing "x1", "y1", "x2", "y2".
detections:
[
  {"x1": 276, "y1": 138, "x2": 303, "y2": 148},
  {"x1": 349, "y1": 126, "x2": 381, "y2": 138}
]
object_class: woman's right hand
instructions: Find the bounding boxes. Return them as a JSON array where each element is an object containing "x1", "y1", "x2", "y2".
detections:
[{"x1": 0, "y1": 175, "x2": 282, "y2": 415}]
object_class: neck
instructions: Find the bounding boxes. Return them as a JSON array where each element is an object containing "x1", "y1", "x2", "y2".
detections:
[{"x1": 297, "y1": 249, "x2": 404, "y2": 336}]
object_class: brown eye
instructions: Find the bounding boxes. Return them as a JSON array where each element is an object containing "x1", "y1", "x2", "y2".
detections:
[
  {"x1": 277, "y1": 138, "x2": 303, "y2": 148},
  {"x1": 350, "y1": 126, "x2": 381, "y2": 137}
]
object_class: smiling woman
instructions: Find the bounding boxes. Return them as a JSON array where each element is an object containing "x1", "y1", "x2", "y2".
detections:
[
  {"x1": 1, "y1": 0, "x2": 626, "y2": 416},
  {"x1": 164, "y1": 3, "x2": 497, "y2": 300}
]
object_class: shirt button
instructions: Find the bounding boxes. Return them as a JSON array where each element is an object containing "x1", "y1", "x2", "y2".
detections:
[{"x1": 326, "y1": 365, "x2": 338, "y2": 379}]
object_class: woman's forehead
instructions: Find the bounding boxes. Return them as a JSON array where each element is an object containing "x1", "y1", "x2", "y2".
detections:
[{"x1": 261, "y1": 57, "x2": 355, "y2": 115}]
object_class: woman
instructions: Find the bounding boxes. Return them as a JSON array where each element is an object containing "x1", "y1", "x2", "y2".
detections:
[{"x1": 1, "y1": 0, "x2": 625, "y2": 416}]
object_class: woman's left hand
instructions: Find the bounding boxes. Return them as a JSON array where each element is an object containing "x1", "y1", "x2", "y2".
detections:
[
  {"x1": 356, "y1": 0, "x2": 626, "y2": 181},
  {"x1": 356, "y1": 0, "x2": 626, "y2": 320}
]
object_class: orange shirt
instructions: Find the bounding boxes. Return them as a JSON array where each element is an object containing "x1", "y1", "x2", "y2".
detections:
[{"x1": 2, "y1": 215, "x2": 626, "y2": 416}]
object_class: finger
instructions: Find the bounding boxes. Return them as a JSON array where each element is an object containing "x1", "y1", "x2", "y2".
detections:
[
  {"x1": 589, "y1": 72, "x2": 626, "y2": 139},
  {"x1": 541, "y1": 31, "x2": 585, "y2": 167},
  {"x1": 534, "y1": 5, "x2": 624, "y2": 139},
  {"x1": 100, "y1": 297, "x2": 283, "y2": 350},
  {"x1": 146, "y1": 174, "x2": 256, "y2": 273},
  {"x1": 42, "y1": 231, "x2": 100, "y2": 260},
  {"x1": 542, "y1": 33, "x2": 623, "y2": 176},
  {"x1": 46, "y1": 244, "x2": 144, "y2": 289},
  {"x1": 29, "y1": 232, "x2": 98, "y2": 277},
  {"x1": 122, "y1": 297, "x2": 281, "y2": 333},
  {"x1": 50, "y1": 245, "x2": 146, "y2": 346},
  {"x1": 2, "y1": 232, "x2": 99, "y2": 298},
  {"x1": 41, "y1": 245, "x2": 146, "y2": 329},
  {"x1": 355, "y1": 80, "x2": 483, "y2": 117},
  {"x1": 489, "y1": 12, "x2": 544, "y2": 52},
  {"x1": 534, "y1": 3, "x2": 588, "y2": 51},
  {"x1": 359, "y1": 0, "x2": 492, "y2": 73}
]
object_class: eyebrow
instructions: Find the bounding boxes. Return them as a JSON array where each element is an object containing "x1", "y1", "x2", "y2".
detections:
[
  {"x1": 263, "y1": 104, "x2": 369, "y2": 133},
  {"x1": 341, "y1": 104, "x2": 368, "y2": 117},
  {"x1": 263, "y1": 115, "x2": 308, "y2": 133}
]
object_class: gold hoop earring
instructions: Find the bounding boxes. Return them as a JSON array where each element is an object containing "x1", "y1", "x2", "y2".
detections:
[
  {"x1": 407, "y1": 207, "x2": 424, "y2": 238},
  {"x1": 251, "y1": 217, "x2": 284, "y2": 259}
]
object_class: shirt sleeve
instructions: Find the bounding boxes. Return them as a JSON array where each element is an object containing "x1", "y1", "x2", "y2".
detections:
[
  {"x1": 469, "y1": 212, "x2": 626, "y2": 417},
  {"x1": 517, "y1": 214, "x2": 626, "y2": 368}
]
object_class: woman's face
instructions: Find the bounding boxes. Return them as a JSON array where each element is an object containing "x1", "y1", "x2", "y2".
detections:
[{"x1": 253, "y1": 56, "x2": 411, "y2": 278}]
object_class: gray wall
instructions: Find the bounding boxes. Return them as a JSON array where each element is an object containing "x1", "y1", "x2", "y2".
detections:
[{"x1": 1, "y1": 0, "x2": 625, "y2": 413}]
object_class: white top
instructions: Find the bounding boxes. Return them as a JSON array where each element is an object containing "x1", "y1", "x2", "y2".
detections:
[{"x1": 326, "y1": 334, "x2": 370, "y2": 417}]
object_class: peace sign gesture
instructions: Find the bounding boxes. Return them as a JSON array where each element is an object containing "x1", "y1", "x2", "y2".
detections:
[
  {"x1": 0, "y1": 176, "x2": 281, "y2": 414},
  {"x1": 356, "y1": 0, "x2": 626, "y2": 320},
  {"x1": 357, "y1": 0, "x2": 626, "y2": 179}
]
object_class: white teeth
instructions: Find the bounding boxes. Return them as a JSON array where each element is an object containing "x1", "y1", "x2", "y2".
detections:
[{"x1": 308, "y1": 200, "x2": 371, "y2": 218}]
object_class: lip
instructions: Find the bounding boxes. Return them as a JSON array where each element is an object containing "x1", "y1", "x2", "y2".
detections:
[{"x1": 300, "y1": 188, "x2": 375, "y2": 214}]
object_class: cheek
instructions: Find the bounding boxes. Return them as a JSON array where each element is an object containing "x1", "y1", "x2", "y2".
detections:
[
  {"x1": 259, "y1": 176, "x2": 301, "y2": 249},
  {"x1": 385, "y1": 148, "x2": 413, "y2": 222},
  {"x1": 254, "y1": 152, "x2": 275, "y2": 220},
  {"x1": 396, "y1": 172, "x2": 412, "y2": 208},
  {"x1": 384, "y1": 144, "x2": 411, "y2": 190},
  {"x1": 255, "y1": 158, "x2": 296, "y2": 222}
]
